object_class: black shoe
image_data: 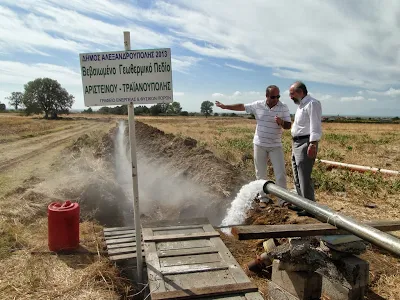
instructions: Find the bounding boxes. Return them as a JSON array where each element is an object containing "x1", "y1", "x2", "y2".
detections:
[{"x1": 297, "y1": 210, "x2": 313, "y2": 217}]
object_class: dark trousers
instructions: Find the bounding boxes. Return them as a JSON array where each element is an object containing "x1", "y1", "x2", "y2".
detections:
[{"x1": 291, "y1": 138, "x2": 317, "y2": 201}]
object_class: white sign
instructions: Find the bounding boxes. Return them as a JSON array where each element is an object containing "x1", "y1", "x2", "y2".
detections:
[{"x1": 79, "y1": 48, "x2": 173, "y2": 106}]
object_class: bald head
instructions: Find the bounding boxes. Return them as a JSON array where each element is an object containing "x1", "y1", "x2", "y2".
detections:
[{"x1": 289, "y1": 81, "x2": 308, "y2": 104}]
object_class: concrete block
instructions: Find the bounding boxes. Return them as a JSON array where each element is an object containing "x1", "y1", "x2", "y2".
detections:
[
  {"x1": 268, "y1": 281, "x2": 300, "y2": 300},
  {"x1": 321, "y1": 255, "x2": 369, "y2": 300},
  {"x1": 271, "y1": 260, "x2": 321, "y2": 299},
  {"x1": 321, "y1": 277, "x2": 367, "y2": 300},
  {"x1": 340, "y1": 256, "x2": 369, "y2": 288}
]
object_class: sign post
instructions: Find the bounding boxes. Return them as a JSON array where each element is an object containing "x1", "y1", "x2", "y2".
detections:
[
  {"x1": 124, "y1": 31, "x2": 143, "y2": 283},
  {"x1": 79, "y1": 31, "x2": 173, "y2": 282}
]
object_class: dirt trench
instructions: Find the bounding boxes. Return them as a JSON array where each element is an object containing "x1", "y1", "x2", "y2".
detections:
[
  {"x1": 112, "y1": 120, "x2": 252, "y2": 227},
  {"x1": 75, "y1": 120, "x2": 312, "y2": 230}
]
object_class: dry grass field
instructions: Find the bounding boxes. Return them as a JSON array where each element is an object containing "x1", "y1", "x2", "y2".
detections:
[
  {"x1": 0, "y1": 113, "x2": 399, "y2": 299},
  {"x1": 0, "y1": 113, "x2": 133, "y2": 299}
]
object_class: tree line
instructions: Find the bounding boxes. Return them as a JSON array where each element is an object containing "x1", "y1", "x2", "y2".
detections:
[{"x1": 0, "y1": 77, "x2": 235, "y2": 118}]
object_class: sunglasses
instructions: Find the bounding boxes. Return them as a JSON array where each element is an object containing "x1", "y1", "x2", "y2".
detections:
[{"x1": 270, "y1": 95, "x2": 281, "y2": 99}]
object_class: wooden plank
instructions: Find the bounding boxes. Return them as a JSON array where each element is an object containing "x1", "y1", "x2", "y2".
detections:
[
  {"x1": 105, "y1": 233, "x2": 136, "y2": 239},
  {"x1": 106, "y1": 242, "x2": 138, "y2": 249},
  {"x1": 109, "y1": 252, "x2": 145, "y2": 261},
  {"x1": 160, "y1": 261, "x2": 229, "y2": 275},
  {"x1": 108, "y1": 246, "x2": 139, "y2": 255},
  {"x1": 142, "y1": 217, "x2": 209, "y2": 228},
  {"x1": 164, "y1": 269, "x2": 235, "y2": 290},
  {"x1": 158, "y1": 247, "x2": 218, "y2": 258},
  {"x1": 152, "y1": 225, "x2": 205, "y2": 232},
  {"x1": 143, "y1": 228, "x2": 166, "y2": 292},
  {"x1": 103, "y1": 226, "x2": 134, "y2": 232},
  {"x1": 104, "y1": 229, "x2": 135, "y2": 236},
  {"x1": 203, "y1": 224, "x2": 251, "y2": 284},
  {"x1": 160, "y1": 253, "x2": 221, "y2": 267},
  {"x1": 157, "y1": 239, "x2": 212, "y2": 251},
  {"x1": 105, "y1": 237, "x2": 136, "y2": 245},
  {"x1": 151, "y1": 282, "x2": 258, "y2": 300},
  {"x1": 232, "y1": 220, "x2": 400, "y2": 240},
  {"x1": 144, "y1": 232, "x2": 219, "y2": 242},
  {"x1": 153, "y1": 227, "x2": 205, "y2": 236}
]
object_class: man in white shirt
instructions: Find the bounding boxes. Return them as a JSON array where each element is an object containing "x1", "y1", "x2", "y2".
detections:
[
  {"x1": 215, "y1": 85, "x2": 292, "y2": 207},
  {"x1": 289, "y1": 81, "x2": 322, "y2": 215}
]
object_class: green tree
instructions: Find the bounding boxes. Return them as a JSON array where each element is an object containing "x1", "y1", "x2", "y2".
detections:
[
  {"x1": 98, "y1": 107, "x2": 110, "y2": 114},
  {"x1": 6, "y1": 92, "x2": 24, "y2": 110},
  {"x1": 200, "y1": 100, "x2": 214, "y2": 117},
  {"x1": 134, "y1": 105, "x2": 150, "y2": 115},
  {"x1": 167, "y1": 102, "x2": 182, "y2": 115},
  {"x1": 160, "y1": 103, "x2": 170, "y2": 114},
  {"x1": 149, "y1": 104, "x2": 163, "y2": 116},
  {"x1": 83, "y1": 107, "x2": 93, "y2": 113},
  {"x1": 22, "y1": 78, "x2": 74, "y2": 119}
]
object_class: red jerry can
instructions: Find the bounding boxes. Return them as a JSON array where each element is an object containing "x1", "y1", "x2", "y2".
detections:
[{"x1": 48, "y1": 200, "x2": 80, "y2": 252}]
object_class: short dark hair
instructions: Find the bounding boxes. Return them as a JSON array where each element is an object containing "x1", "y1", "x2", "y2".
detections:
[
  {"x1": 266, "y1": 85, "x2": 279, "y2": 96},
  {"x1": 293, "y1": 81, "x2": 308, "y2": 95}
]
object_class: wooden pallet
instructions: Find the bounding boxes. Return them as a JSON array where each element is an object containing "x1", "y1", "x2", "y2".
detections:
[
  {"x1": 142, "y1": 217, "x2": 263, "y2": 300},
  {"x1": 103, "y1": 226, "x2": 144, "y2": 261}
]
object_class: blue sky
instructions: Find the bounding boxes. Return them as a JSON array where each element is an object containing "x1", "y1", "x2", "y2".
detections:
[{"x1": 1, "y1": 0, "x2": 399, "y2": 116}]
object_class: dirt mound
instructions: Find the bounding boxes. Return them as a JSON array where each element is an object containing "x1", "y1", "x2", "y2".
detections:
[{"x1": 68, "y1": 129, "x2": 115, "y2": 160}]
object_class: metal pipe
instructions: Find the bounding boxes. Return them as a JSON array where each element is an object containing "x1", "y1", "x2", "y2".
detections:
[
  {"x1": 263, "y1": 181, "x2": 400, "y2": 257},
  {"x1": 317, "y1": 159, "x2": 400, "y2": 176}
]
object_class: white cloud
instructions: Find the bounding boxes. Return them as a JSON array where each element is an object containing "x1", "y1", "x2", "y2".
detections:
[
  {"x1": 3, "y1": 1, "x2": 400, "y2": 90},
  {"x1": 0, "y1": 1, "x2": 175, "y2": 55},
  {"x1": 340, "y1": 96, "x2": 365, "y2": 102},
  {"x1": 0, "y1": 60, "x2": 85, "y2": 108},
  {"x1": 366, "y1": 88, "x2": 400, "y2": 97},
  {"x1": 211, "y1": 93, "x2": 225, "y2": 98},
  {"x1": 309, "y1": 92, "x2": 333, "y2": 101},
  {"x1": 174, "y1": 92, "x2": 184, "y2": 96},
  {"x1": 211, "y1": 91, "x2": 263, "y2": 101},
  {"x1": 225, "y1": 63, "x2": 253, "y2": 72},
  {"x1": 141, "y1": 0, "x2": 400, "y2": 89},
  {"x1": 0, "y1": 60, "x2": 81, "y2": 86},
  {"x1": 171, "y1": 56, "x2": 202, "y2": 74},
  {"x1": 385, "y1": 88, "x2": 400, "y2": 97},
  {"x1": 357, "y1": 91, "x2": 363, "y2": 95},
  {"x1": 368, "y1": 98, "x2": 377, "y2": 102}
]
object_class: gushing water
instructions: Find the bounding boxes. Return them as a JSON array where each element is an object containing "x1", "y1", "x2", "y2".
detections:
[
  {"x1": 220, "y1": 180, "x2": 266, "y2": 234},
  {"x1": 115, "y1": 120, "x2": 133, "y2": 197}
]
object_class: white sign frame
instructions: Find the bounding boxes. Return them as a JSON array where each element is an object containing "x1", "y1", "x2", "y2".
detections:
[{"x1": 79, "y1": 47, "x2": 173, "y2": 107}]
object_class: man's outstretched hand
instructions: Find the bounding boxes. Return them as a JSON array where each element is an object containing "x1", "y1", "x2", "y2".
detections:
[{"x1": 215, "y1": 101, "x2": 225, "y2": 109}]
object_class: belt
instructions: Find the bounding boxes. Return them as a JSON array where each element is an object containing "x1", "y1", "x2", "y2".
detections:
[{"x1": 292, "y1": 135, "x2": 310, "y2": 142}]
